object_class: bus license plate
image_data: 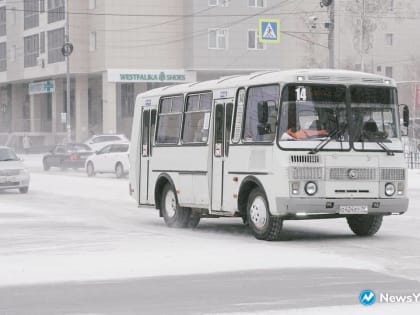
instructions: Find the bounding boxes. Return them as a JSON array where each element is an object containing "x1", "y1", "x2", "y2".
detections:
[{"x1": 339, "y1": 205, "x2": 368, "y2": 215}]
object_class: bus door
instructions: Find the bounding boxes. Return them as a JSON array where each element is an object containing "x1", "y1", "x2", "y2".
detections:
[
  {"x1": 211, "y1": 99, "x2": 234, "y2": 211},
  {"x1": 139, "y1": 109, "x2": 156, "y2": 205}
]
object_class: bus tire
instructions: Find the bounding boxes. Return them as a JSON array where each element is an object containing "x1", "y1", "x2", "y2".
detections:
[
  {"x1": 161, "y1": 183, "x2": 191, "y2": 228},
  {"x1": 346, "y1": 215, "x2": 383, "y2": 236},
  {"x1": 188, "y1": 211, "x2": 201, "y2": 229},
  {"x1": 247, "y1": 187, "x2": 283, "y2": 241}
]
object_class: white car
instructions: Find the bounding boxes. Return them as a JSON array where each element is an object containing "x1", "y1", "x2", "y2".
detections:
[
  {"x1": 85, "y1": 143, "x2": 130, "y2": 178},
  {"x1": 0, "y1": 146, "x2": 30, "y2": 194},
  {"x1": 84, "y1": 134, "x2": 129, "y2": 152}
]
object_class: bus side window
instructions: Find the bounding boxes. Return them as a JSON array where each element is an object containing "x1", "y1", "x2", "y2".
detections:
[
  {"x1": 156, "y1": 96, "x2": 183, "y2": 144},
  {"x1": 142, "y1": 110, "x2": 150, "y2": 156},
  {"x1": 150, "y1": 109, "x2": 156, "y2": 155},
  {"x1": 232, "y1": 88, "x2": 245, "y2": 143},
  {"x1": 243, "y1": 85, "x2": 279, "y2": 143},
  {"x1": 214, "y1": 104, "x2": 224, "y2": 157},
  {"x1": 225, "y1": 103, "x2": 233, "y2": 156}
]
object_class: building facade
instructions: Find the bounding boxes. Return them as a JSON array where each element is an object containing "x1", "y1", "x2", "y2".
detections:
[{"x1": 0, "y1": 0, "x2": 418, "y2": 149}]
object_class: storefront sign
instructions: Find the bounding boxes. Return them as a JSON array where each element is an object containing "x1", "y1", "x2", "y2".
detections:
[
  {"x1": 29, "y1": 80, "x2": 55, "y2": 95},
  {"x1": 107, "y1": 69, "x2": 196, "y2": 83}
]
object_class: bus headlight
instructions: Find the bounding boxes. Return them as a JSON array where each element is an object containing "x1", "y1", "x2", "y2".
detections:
[
  {"x1": 304, "y1": 181, "x2": 317, "y2": 196},
  {"x1": 385, "y1": 183, "x2": 396, "y2": 196}
]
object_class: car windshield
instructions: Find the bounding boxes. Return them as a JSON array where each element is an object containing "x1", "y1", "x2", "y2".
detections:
[
  {"x1": 350, "y1": 86, "x2": 399, "y2": 146},
  {"x1": 279, "y1": 85, "x2": 348, "y2": 149},
  {"x1": 0, "y1": 148, "x2": 19, "y2": 161}
]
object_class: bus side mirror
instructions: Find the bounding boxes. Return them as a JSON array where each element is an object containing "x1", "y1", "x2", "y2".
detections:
[
  {"x1": 402, "y1": 104, "x2": 409, "y2": 127},
  {"x1": 257, "y1": 101, "x2": 268, "y2": 124}
]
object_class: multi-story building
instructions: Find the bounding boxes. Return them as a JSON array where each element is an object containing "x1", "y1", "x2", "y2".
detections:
[{"x1": 0, "y1": 0, "x2": 418, "y2": 149}]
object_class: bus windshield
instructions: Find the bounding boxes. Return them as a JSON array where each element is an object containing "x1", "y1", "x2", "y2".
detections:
[
  {"x1": 279, "y1": 84, "x2": 348, "y2": 149},
  {"x1": 350, "y1": 86, "x2": 399, "y2": 151}
]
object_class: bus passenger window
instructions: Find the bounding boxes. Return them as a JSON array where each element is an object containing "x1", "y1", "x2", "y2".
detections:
[
  {"x1": 156, "y1": 96, "x2": 183, "y2": 144},
  {"x1": 182, "y1": 92, "x2": 212, "y2": 143}
]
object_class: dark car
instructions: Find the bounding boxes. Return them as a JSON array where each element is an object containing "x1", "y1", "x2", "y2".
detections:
[{"x1": 43, "y1": 143, "x2": 93, "y2": 171}]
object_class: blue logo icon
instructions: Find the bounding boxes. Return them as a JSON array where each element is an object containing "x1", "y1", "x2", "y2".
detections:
[{"x1": 359, "y1": 290, "x2": 376, "y2": 306}]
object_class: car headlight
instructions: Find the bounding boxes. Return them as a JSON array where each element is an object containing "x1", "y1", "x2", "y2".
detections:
[
  {"x1": 304, "y1": 181, "x2": 317, "y2": 196},
  {"x1": 385, "y1": 183, "x2": 396, "y2": 196},
  {"x1": 19, "y1": 169, "x2": 29, "y2": 175}
]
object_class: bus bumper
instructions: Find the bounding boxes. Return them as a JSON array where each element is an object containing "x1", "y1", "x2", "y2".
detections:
[{"x1": 274, "y1": 197, "x2": 409, "y2": 217}]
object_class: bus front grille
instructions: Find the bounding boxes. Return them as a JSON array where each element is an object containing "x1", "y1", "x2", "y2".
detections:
[
  {"x1": 380, "y1": 168, "x2": 405, "y2": 181},
  {"x1": 329, "y1": 168, "x2": 377, "y2": 181}
]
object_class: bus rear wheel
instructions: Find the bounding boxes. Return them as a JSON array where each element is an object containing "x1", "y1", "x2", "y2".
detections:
[
  {"x1": 247, "y1": 187, "x2": 283, "y2": 241},
  {"x1": 161, "y1": 184, "x2": 191, "y2": 228},
  {"x1": 347, "y1": 215, "x2": 383, "y2": 236}
]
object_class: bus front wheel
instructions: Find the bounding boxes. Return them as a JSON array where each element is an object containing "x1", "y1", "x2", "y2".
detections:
[
  {"x1": 346, "y1": 215, "x2": 383, "y2": 236},
  {"x1": 247, "y1": 188, "x2": 283, "y2": 241},
  {"x1": 161, "y1": 184, "x2": 191, "y2": 228}
]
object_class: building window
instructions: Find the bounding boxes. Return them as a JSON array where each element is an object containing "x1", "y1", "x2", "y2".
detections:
[
  {"x1": 48, "y1": 0, "x2": 65, "y2": 23},
  {"x1": 24, "y1": 34, "x2": 39, "y2": 67},
  {"x1": 40, "y1": 0, "x2": 45, "y2": 13},
  {"x1": 208, "y1": 0, "x2": 229, "y2": 7},
  {"x1": 0, "y1": 7, "x2": 6, "y2": 37},
  {"x1": 248, "y1": 0, "x2": 265, "y2": 8},
  {"x1": 208, "y1": 29, "x2": 228, "y2": 49},
  {"x1": 121, "y1": 83, "x2": 134, "y2": 118},
  {"x1": 0, "y1": 42, "x2": 6, "y2": 72},
  {"x1": 89, "y1": 32, "x2": 96, "y2": 52},
  {"x1": 24, "y1": 0, "x2": 39, "y2": 30},
  {"x1": 385, "y1": 66, "x2": 393, "y2": 78},
  {"x1": 385, "y1": 33, "x2": 393, "y2": 46},
  {"x1": 248, "y1": 30, "x2": 264, "y2": 50},
  {"x1": 89, "y1": 0, "x2": 96, "y2": 10},
  {"x1": 40, "y1": 32, "x2": 45, "y2": 53},
  {"x1": 386, "y1": 0, "x2": 394, "y2": 11},
  {"x1": 377, "y1": 65, "x2": 382, "y2": 72},
  {"x1": 48, "y1": 28, "x2": 65, "y2": 64}
]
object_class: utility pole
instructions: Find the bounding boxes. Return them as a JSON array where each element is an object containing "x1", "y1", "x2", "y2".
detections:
[
  {"x1": 62, "y1": 0, "x2": 74, "y2": 143},
  {"x1": 327, "y1": 0, "x2": 335, "y2": 68},
  {"x1": 65, "y1": 0, "x2": 71, "y2": 143},
  {"x1": 360, "y1": 0, "x2": 366, "y2": 71},
  {"x1": 320, "y1": 0, "x2": 335, "y2": 68}
]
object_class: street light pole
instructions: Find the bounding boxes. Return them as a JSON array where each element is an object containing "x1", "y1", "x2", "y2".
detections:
[
  {"x1": 328, "y1": 0, "x2": 335, "y2": 68},
  {"x1": 360, "y1": 0, "x2": 365, "y2": 71},
  {"x1": 65, "y1": 0, "x2": 71, "y2": 143}
]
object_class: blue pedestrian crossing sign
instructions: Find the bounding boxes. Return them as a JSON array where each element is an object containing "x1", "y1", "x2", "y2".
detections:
[{"x1": 259, "y1": 18, "x2": 280, "y2": 43}]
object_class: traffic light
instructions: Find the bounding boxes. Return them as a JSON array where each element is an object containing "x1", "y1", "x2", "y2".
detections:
[{"x1": 320, "y1": 0, "x2": 333, "y2": 7}]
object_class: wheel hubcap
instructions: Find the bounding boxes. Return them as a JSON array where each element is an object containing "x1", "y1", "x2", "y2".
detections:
[
  {"x1": 250, "y1": 196, "x2": 268, "y2": 229},
  {"x1": 165, "y1": 190, "x2": 177, "y2": 218}
]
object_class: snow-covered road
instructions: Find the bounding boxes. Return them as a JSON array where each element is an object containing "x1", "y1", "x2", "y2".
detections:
[{"x1": 1, "y1": 155, "x2": 420, "y2": 314}]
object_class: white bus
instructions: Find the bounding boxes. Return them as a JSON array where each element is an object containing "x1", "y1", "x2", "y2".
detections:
[{"x1": 129, "y1": 69, "x2": 409, "y2": 241}]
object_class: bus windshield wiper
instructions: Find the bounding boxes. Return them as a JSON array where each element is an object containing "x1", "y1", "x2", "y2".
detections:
[
  {"x1": 361, "y1": 136, "x2": 395, "y2": 156},
  {"x1": 309, "y1": 127, "x2": 344, "y2": 155}
]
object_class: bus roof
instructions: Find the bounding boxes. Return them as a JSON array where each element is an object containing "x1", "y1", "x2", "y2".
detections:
[{"x1": 136, "y1": 69, "x2": 396, "y2": 106}]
